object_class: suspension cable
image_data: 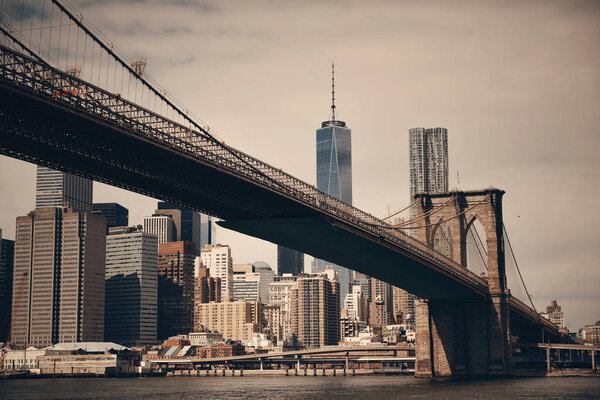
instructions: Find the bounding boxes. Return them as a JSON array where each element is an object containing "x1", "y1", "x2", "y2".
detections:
[
  {"x1": 396, "y1": 198, "x2": 490, "y2": 230},
  {"x1": 360, "y1": 197, "x2": 490, "y2": 231},
  {"x1": 469, "y1": 225, "x2": 488, "y2": 270},
  {"x1": 503, "y1": 223, "x2": 537, "y2": 313},
  {"x1": 382, "y1": 199, "x2": 417, "y2": 221},
  {"x1": 394, "y1": 196, "x2": 456, "y2": 227}
]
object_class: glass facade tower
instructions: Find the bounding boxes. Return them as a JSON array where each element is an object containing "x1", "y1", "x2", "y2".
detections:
[{"x1": 314, "y1": 64, "x2": 353, "y2": 306}]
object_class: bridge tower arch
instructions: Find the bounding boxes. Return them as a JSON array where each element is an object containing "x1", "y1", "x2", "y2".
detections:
[{"x1": 413, "y1": 188, "x2": 511, "y2": 377}]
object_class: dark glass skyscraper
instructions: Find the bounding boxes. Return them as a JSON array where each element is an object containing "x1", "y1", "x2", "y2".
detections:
[
  {"x1": 277, "y1": 245, "x2": 304, "y2": 276},
  {"x1": 0, "y1": 229, "x2": 14, "y2": 341},
  {"x1": 315, "y1": 64, "x2": 353, "y2": 306},
  {"x1": 93, "y1": 203, "x2": 129, "y2": 233}
]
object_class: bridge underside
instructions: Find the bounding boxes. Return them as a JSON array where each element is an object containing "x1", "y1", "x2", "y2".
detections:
[
  {"x1": 219, "y1": 217, "x2": 480, "y2": 299},
  {"x1": 0, "y1": 80, "x2": 315, "y2": 221}
]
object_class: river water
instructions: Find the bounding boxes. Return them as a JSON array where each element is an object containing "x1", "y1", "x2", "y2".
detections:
[{"x1": 1, "y1": 376, "x2": 599, "y2": 399}]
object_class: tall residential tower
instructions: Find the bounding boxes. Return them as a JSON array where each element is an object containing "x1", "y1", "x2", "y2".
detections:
[{"x1": 408, "y1": 127, "x2": 449, "y2": 218}]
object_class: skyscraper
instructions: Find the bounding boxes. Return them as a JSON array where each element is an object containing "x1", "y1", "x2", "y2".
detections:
[
  {"x1": 408, "y1": 127, "x2": 449, "y2": 219},
  {"x1": 35, "y1": 166, "x2": 93, "y2": 212},
  {"x1": 157, "y1": 202, "x2": 215, "y2": 255},
  {"x1": 12, "y1": 207, "x2": 106, "y2": 348},
  {"x1": 277, "y1": 245, "x2": 304, "y2": 276},
  {"x1": 291, "y1": 270, "x2": 340, "y2": 348},
  {"x1": 143, "y1": 214, "x2": 176, "y2": 244},
  {"x1": 315, "y1": 64, "x2": 353, "y2": 306},
  {"x1": 157, "y1": 241, "x2": 195, "y2": 339},
  {"x1": 93, "y1": 203, "x2": 129, "y2": 233},
  {"x1": 0, "y1": 229, "x2": 14, "y2": 341},
  {"x1": 105, "y1": 226, "x2": 158, "y2": 346}
]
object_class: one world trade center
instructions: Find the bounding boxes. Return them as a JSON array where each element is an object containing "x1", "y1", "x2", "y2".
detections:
[{"x1": 315, "y1": 64, "x2": 353, "y2": 306}]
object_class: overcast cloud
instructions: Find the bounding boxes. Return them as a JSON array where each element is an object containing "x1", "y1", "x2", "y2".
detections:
[{"x1": 1, "y1": 0, "x2": 599, "y2": 330}]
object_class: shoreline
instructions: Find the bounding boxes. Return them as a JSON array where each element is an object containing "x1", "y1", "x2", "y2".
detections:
[{"x1": 2, "y1": 368, "x2": 598, "y2": 380}]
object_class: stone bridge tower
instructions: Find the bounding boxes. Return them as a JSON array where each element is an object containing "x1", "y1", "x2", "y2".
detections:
[{"x1": 412, "y1": 188, "x2": 511, "y2": 377}]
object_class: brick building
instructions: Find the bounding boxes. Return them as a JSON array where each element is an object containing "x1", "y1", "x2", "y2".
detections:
[
  {"x1": 291, "y1": 270, "x2": 340, "y2": 348},
  {"x1": 196, "y1": 343, "x2": 245, "y2": 359}
]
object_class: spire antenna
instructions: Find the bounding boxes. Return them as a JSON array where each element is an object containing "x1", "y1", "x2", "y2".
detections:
[{"x1": 330, "y1": 62, "x2": 336, "y2": 121}]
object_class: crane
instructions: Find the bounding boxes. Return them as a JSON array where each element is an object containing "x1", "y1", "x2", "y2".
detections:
[{"x1": 0, "y1": 271, "x2": 28, "y2": 371}]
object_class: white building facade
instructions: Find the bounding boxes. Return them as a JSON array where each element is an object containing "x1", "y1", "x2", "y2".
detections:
[
  {"x1": 143, "y1": 215, "x2": 175, "y2": 244},
  {"x1": 201, "y1": 244, "x2": 233, "y2": 301}
]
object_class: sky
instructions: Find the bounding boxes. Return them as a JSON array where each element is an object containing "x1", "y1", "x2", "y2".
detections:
[{"x1": 0, "y1": 0, "x2": 599, "y2": 330}]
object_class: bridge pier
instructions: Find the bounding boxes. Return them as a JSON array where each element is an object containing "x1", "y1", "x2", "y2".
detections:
[
  {"x1": 415, "y1": 297, "x2": 510, "y2": 377},
  {"x1": 414, "y1": 189, "x2": 512, "y2": 377}
]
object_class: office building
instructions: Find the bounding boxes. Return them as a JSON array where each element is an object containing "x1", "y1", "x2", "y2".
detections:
[
  {"x1": 0, "y1": 229, "x2": 14, "y2": 340},
  {"x1": 352, "y1": 273, "x2": 372, "y2": 304},
  {"x1": 541, "y1": 300, "x2": 566, "y2": 331},
  {"x1": 408, "y1": 127, "x2": 449, "y2": 219},
  {"x1": 35, "y1": 166, "x2": 92, "y2": 211},
  {"x1": 291, "y1": 270, "x2": 340, "y2": 348},
  {"x1": 193, "y1": 262, "x2": 221, "y2": 303},
  {"x1": 233, "y1": 272, "x2": 260, "y2": 302},
  {"x1": 269, "y1": 274, "x2": 298, "y2": 341},
  {"x1": 104, "y1": 226, "x2": 158, "y2": 346},
  {"x1": 340, "y1": 310, "x2": 360, "y2": 340},
  {"x1": 194, "y1": 300, "x2": 261, "y2": 341},
  {"x1": 143, "y1": 214, "x2": 176, "y2": 244},
  {"x1": 193, "y1": 266, "x2": 221, "y2": 332},
  {"x1": 157, "y1": 241, "x2": 195, "y2": 339},
  {"x1": 584, "y1": 321, "x2": 600, "y2": 346},
  {"x1": 370, "y1": 278, "x2": 394, "y2": 327},
  {"x1": 262, "y1": 304, "x2": 283, "y2": 342},
  {"x1": 157, "y1": 202, "x2": 215, "y2": 255},
  {"x1": 344, "y1": 285, "x2": 368, "y2": 323},
  {"x1": 277, "y1": 245, "x2": 304, "y2": 276},
  {"x1": 314, "y1": 65, "x2": 353, "y2": 306},
  {"x1": 92, "y1": 203, "x2": 129, "y2": 233},
  {"x1": 200, "y1": 244, "x2": 233, "y2": 301},
  {"x1": 232, "y1": 262, "x2": 275, "y2": 304},
  {"x1": 392, "y1": 286, "x2": 415, "y2": 327},
  {"x1": 12, "y1": 207, "x2": 106, "y2": 348}
]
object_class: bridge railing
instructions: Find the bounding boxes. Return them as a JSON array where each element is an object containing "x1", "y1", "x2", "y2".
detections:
[{"x1": 0, "y1": 44, "x2": 487, "y2": 293}]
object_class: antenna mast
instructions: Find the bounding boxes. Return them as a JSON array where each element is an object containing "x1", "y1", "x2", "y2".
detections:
[{"x1": 330, "y1": 62, "x2": 336, "y2": 121}]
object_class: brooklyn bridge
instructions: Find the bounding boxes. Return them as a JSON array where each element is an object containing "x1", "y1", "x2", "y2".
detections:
[{"x1": 0, "y1": 0, "x2": 569, "y2": 377}]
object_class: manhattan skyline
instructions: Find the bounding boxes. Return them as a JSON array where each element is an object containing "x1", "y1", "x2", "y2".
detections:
[{"x1": 0, "y1": 0, "x2": 598, "y2": 332}]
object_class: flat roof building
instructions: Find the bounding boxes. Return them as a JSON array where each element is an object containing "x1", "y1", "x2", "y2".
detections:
[
  {"x1": 157, "y1": 241, "x2": 195, "y2": 339},
  {"x1": 194, "y1": 300, "x2": 260, "y2": 342},
  {"x1": 12, "y1": 207, "x2": 106, "y2": 348},
  {"x1": 291, "y1": 270, "x2": 340, "y2": 348},
  {"x1": 105, "y1": 226, "x2": 158, "y2": 346}
]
